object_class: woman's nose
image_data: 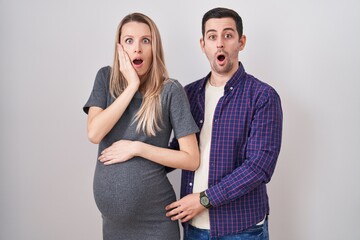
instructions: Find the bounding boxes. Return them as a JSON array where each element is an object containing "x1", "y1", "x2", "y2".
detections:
[{"x1": 134, "y1": 41, "x2": 142, "y2": 53}]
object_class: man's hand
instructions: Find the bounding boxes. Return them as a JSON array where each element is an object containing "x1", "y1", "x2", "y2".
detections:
[{"x1": 165, "y1": 193, "x2": 206, "y2": 222}]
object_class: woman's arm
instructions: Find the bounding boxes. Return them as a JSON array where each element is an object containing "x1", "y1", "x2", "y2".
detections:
[
  {"x1": 98, "y1": 134, "x2": 200, "y2": 171},
  {"x1": 87, "y1": 44, "x2": 140, "y2": 144},
  {"x1": 87, "y1": 84, "x2": 138, "y2": 144}
]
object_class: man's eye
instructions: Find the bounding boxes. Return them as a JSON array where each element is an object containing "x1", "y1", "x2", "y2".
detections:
[
  {"x1": 125, "y1": 38, "x2": 133, "y2": 44},
  {"x1": 208, "y1": 35, "x2": 216, "y2": 40},
  {"x1": 225, "y1": 34, "x2": 232, "y2": 39}
]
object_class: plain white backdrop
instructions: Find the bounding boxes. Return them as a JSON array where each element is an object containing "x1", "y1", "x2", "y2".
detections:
[{"x1": 1, "y1": 0, "x2": 359, "y2": 239}]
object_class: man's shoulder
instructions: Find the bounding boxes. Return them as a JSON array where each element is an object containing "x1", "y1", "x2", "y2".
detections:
[
  {"x1": 184, "y1": 78, "x2": 204, "y2": 92},
  {"x1": 246, "y1": 73, "x2": 278, "y2": 94},
  {"x1": 244, "y1": 73, "x2": 281, "y2": 106}
]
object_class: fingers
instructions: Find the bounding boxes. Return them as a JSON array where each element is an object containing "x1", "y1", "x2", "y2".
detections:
[
  {"x1": 103, "y1": 159, "x2": 116, "y2": 165},
  {"x1": 165, "y1": 201, "x2": 188, "y2": 220},
  {"x1": 98, "y1": 141, "x2": 133, "y2": 165},
  {"x1": 99, "y1": 154, "x2": 120, "y2": 165},
  {"x1": 166, "y1": 194, "x2": 205, "y2": 222},
  {"x1": 165, "y1": 205, "x2": 180, "y2": 217},
  {"x1": 180, "y1": 214, "x2": 193, "y2": 223},
  {"x1": 165, "y1": 205, "x2": 183, "y2": 220},
  {"x1": 165, "y1": 201, "x2": 182, "y2": 217},
  {"x1": 165, "y1": 204, "x2": 193, "y2": 222},
  {"x1": 117, "y1": 43, "x2": 125, "y2": 61},
  {"x1": 165, "y1": 201, "x2": 178, "y2": 211},
  {"x1": 98, "y1": 152, "x2": 113, "y2": 164},
  {"x1": 117, "y1": 43, "x2": 131, "y2": 70},
  {"x1": 98, "y1": 146, "x2": 115, "y2": 165},
  {"x1": 117, "y1": 44, "x2": 140, "y2": 86}
]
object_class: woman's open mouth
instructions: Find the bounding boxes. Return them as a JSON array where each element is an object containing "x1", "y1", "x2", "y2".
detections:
[{"x1": 133, "y1": 59, "x2": 143, "y2": 66}]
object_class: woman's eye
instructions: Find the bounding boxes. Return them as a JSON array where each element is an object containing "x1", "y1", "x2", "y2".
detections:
[
  {"x1": 125, "y1": 38, "x2": 133, "y2": 44},
  {"x1": 143, "y1": 38, "x2": 151, "y2": 44}
]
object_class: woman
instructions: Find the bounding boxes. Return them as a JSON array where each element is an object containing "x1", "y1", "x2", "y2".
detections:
[{"x1": 83, "y1": 13, "x2": 199, "y2": 240}]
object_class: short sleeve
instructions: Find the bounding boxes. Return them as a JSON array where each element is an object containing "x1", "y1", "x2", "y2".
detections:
[
  {"x1": 166, "y1": 80, "x2": 199, "y2": 139},
  {"x1": 83, "y1": 66, "x2": 111, "y2": 114}
]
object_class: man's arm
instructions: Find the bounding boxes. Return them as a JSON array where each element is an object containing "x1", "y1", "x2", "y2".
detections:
[
  {"x1": 166, "y1": 87, "x2": 283, "y2": 221},
  {"x1": 207, "y1": 87, "x2": 283, "y2": 206}
]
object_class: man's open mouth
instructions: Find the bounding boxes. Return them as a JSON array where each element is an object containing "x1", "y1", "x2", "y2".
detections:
[{"x1": 217, "y1": 54, "x2": 225, "y2": 61}]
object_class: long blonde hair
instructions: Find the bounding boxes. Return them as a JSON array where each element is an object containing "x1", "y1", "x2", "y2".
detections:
[{"x1": 109, "y1": 13, "x2": 169, "y2": 136}]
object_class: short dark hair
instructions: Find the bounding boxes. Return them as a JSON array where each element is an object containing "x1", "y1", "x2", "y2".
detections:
[{"x1": 202, "y1": 7, "x2": 243, "y2": 38}]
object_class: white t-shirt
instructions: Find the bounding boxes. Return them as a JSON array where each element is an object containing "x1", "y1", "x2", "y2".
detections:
[{"x1": 191, "y1": 81, "x2": 224, "y2": 229}]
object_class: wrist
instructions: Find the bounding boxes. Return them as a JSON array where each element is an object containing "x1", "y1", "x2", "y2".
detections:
[
  {"x1": 200, "y1": 191, "x2": 212, "y2": 209},
  {"x1": 132, "y1": 141, "x2": 143, "y2": 156},
  {"x1": 126, "y1": 82, "x2": 140, "y2": 92}
]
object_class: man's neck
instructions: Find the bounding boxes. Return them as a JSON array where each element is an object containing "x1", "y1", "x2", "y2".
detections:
[{"x1": 209, "y1": 65, "x2": 239, "y2": 87}]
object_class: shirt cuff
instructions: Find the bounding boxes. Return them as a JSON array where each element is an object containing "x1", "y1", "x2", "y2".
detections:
[{"x1": 206, "y1": 184, "x2": 227, "y2": 207}]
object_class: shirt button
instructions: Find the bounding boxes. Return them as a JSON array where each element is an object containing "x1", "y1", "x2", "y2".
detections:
[
  {"x1": 214, "y1": 119, "x2": 217, "y2": 123},
  {"x1": 230, "y1": 87, "x2": 234, "y2": 90},
  {"x1": 189, "y1": 182, "x2": 193, "y2": 186},
  {"x1": 200, "y1": 120, "x2": 203, "y2": 123}
]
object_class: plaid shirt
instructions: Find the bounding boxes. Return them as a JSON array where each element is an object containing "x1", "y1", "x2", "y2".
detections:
[{"x1": 174, "y1": 62, "x2": 282, "y2": 237}]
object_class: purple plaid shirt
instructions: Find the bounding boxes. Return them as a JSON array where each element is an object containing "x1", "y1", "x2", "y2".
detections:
[{"x1": 173, "y1": 62, "x2": 282, "y2": 237}]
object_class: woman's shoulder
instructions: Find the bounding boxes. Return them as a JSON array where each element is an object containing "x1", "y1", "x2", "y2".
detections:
[
  {"x1": 162, "y1": 78, "x2": 184, "y2": 93},
  {"x1": 97, "y1": 66, "x2": 111, "y2": 77},
  {"x1": 94, "y1": 66, "x2": 111, "y2": 85},
  {"x1": 161, "y1": 78, "x2": 188, "y2": 105}
]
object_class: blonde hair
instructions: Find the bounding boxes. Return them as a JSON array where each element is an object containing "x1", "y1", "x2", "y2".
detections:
[{"x1": 109, "y1": 13, "x2": 169, "y2": 136}]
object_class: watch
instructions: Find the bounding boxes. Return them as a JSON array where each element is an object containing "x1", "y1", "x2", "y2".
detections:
[{"x1": 200, "y1": 191, "x2": 212, "y2": 209}]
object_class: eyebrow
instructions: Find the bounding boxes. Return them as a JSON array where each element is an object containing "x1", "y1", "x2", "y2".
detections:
[
  {"x1": 122, "y1": 35, "x2": 152, "y2": 38},
  {"x1": 120, "y1": 35, "x2": 151, "y2": 43},
  {"x1": 205, "y1": 28, "x2": 236, "y2": 35}
]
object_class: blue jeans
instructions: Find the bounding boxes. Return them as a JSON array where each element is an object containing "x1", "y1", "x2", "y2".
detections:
[{"x1": 185, "y1": 216, "x2": 269, "y2": 240}]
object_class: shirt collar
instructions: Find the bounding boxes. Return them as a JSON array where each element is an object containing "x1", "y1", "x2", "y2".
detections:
[{"x1": 198, "y1": 62, "x2": 246, "y2": 93}]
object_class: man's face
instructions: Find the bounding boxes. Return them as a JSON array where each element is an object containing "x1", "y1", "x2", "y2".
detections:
[{"x1": 201, "y1": 17, "x2": 246, "y2": 75}]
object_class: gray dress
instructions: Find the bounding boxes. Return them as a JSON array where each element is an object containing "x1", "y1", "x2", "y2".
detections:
[{"x1": 83, "y1": 66, "x2": 198, "y2": 240}]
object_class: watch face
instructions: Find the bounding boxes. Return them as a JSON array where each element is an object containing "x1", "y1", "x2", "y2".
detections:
[{"x1": 200, "y1": 196, "x2": 209, "y2": 206}]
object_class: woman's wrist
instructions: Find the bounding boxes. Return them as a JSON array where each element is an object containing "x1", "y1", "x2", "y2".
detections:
[
  {"x1": 126, "y1": 82, "x2": 140, "y2": 92},
  {"x1": 132, "y1": 141, "x2": 143, "y2": 157}
]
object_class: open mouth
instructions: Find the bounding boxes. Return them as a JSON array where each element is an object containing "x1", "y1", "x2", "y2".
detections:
[
  {"x1": 217, "y1": 54, "x2": 225, "y2": 62},
  {"x1": 133, "y1": 59, "x2": 143, "y2": 66}
]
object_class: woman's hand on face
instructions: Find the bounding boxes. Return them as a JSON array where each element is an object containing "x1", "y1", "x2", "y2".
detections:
[
  {"x1": 98, "y1": 140, "x2": 138, "y2": 165},
  {"x1": 117, "y1": 43, "x2": 140, "y2": 89}
]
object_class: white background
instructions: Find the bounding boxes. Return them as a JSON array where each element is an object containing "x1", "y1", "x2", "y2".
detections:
[{"x1": 1, "y1": 0, "x2": 359, "y2": 239}]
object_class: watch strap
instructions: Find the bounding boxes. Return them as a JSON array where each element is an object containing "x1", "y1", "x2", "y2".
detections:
[{"x1": 200, "y1": 191, "x2": 212, "y2": 209}]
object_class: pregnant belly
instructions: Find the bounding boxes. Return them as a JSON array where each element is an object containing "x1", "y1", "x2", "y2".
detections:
[{"x1": 93, "y1": 158, "x2": 176, "y2": 220}]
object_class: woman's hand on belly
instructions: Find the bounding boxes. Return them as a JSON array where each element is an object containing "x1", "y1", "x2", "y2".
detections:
[{"x1": 98, "y1": 140, "x2": 138, "y2": 165}]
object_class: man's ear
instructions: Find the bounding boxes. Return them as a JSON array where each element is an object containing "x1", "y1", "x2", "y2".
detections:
[
  {"x1": 239, "y1": 35, "x2": 247, "y2": 51},
  {"x1": 200, "y1": 37, "x2": 205, "y2": 53}
]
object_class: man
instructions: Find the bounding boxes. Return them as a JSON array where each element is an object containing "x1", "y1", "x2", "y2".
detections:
[{"x1": 166, "y1": 7, "x2": 283, "y2": 239}]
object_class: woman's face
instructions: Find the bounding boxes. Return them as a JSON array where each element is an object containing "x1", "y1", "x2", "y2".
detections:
[{"x1": 120, "y1": 21, "x2": 153, "y2": 78}]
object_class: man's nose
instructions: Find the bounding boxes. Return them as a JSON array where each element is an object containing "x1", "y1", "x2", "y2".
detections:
[{"x1": 217, "y1": 38, "x2": 224, "y2": 48}]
